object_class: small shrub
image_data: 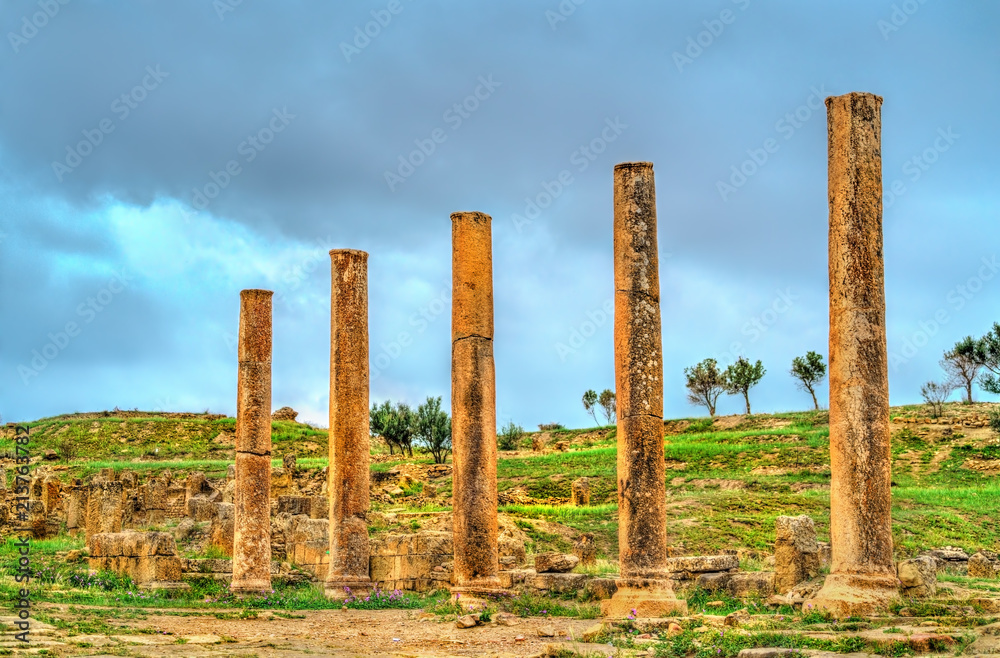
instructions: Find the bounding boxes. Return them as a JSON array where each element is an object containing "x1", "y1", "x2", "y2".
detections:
[
  {"x1": 537, "y1": 423, "x2": 564, "y2": 431},
  {"x1": 497, "y1": 421, "x2": 525, "y2": 451},
  {"x1": 989, "y1": 408, "x2": 1000, "y2": 434}
]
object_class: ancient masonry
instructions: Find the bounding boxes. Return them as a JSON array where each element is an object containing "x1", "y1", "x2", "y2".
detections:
[
  {"x1": 808, "y1": 92, "x2": 900, "y2": 616},
  {"x1": 602, "y1": 162, "x2": 687, "y2": 617},
  {"x1": 324, "y1": 249, "x2": 374, "y2": 598},
  {"x1": 450, "y1": 211, "x2": 502, "y2": 596},
  {"x1": 231, "y1": 289, "x2": 273, "y2": 594}
]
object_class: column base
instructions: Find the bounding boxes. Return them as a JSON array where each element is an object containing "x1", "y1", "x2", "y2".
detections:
[
  {"x1": 324, "y1": 577, "x2": 374, "y2": 600},
  {"x1": 601, "y1": 578, "x2": 688, "y2": 619},
  {"x1": 806, "y1": 572, "x2": 900, "y2": 618},
  {"x1": 229, "y1": 578, "x2": 273, "y2": 595},
  {"x1": 450, "y1": 579, "x2": 509, "y2": 608}
]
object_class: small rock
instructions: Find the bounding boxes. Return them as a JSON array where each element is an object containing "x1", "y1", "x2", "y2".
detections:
[
  {"x1": 514, "y1": 635, "x2": 526, "y2": 642},
  {"x1": 725, "y1": 609, "x2": 752, "y2": 627},
  {"x1": 455, "y1": 614, "x2": 479, "y2": 629},
  {"x1": 706, "y1": 601, "x2": 725, "y2": 608},
  {"x1": 174, "y1": 518, "x2": 196, "y2": 542},
  {"x1": 65, "y1": 549, "x2": 83, "y2": 563},
  {"x1": 668, "y1": 622, "x2": 683, "y2": 636},
  {"x1": 581, "y1": 623, "x2": 605, "y2": 642},
  {"x1": 537, "y1": 625, "x2": 556, "y2": 637},
  {"x1": 695, "y1": 626, "x2": 709, "y2": 632}
]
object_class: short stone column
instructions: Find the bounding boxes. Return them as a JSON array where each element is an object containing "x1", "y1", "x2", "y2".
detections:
[
  {"x1": 809, "y1": 92, "x2": 899, "y2": 617},
  {"x1": 231, "y1": 289, "x2": 273, "y2": 594},
  {"x1": 324, "y1": 250, "x2": 374, "y2": 598},
  {"x1": 602, "y1": 162, "x2": 687, "y2": 617},
  {"x1": 450, "y1": 211, "x2": 501, "y2": 595}
]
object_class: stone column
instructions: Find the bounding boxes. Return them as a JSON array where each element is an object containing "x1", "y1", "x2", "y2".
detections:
[
  {"x1": 231, "y1": 289, "x2": 273, "y2": 594},
  {"x1": 324, "y1": 250, "x2": 374, "y2": 598},
  {"x1": 602, "y1": 162, "x2": 686, "y2": 618},
  {"x1": 809, "y1": 92, "x2": 898, "y2": 617},
  {"x1": 450, "y1": 211, "x2": 501, "y2": 595}
]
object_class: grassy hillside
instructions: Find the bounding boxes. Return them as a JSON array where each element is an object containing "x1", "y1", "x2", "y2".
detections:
[{"x1": 4, "y1": 402, "x2": 999, "y2": 562}]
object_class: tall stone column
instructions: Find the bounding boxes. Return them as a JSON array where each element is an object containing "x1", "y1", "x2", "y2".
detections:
[
  {"x1": 450, "y1": 211, "x2": 501, "y2": 596},
  {"x1": 809, "y1": 92, "x2": 898, "y2": 617},
  {"x1": 324, "y1": 250, "x2": 374, "y2": 598},
  {"x1": 231, "y1": 289, "x2": 273, "y2": 594},
  {"x1": 602, "y1": 162, "x2": 686, "y2": 618}
]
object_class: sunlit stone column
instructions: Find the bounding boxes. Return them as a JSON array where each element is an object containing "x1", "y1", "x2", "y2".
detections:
[
  {"x1": 602, "y1": 162, "x2": 687, "y2": 618},
  {"x1": 324, "y1": 250, "x2": 374, "y2": 598},
  {"x1": 809, "y1": 92, "x2": 899, "y2": 617},
  {"x1": 231, "y1": 289, "x2": 273, "y2": 594},
  {"x1": 450, "y1": 211, "x2": 501, "y2": 597}
]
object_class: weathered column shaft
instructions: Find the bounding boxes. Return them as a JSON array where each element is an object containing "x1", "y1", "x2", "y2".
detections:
[
  {"x1": 231, "y1": 289, "x2": 273, "y2": 593},
  {"x1": 613, "y1": 162, "x2": 667, "y2": 579},
  {"x1": 811, "y1": 91, "x2": 898, "y2": 617},
  {"x1": 451, "y1": 211, "x2": 500, "y2": 590},
  {"x1": 325, "y1": 249, "x2": 373, "y2": 596},
  {"x1": 603, "y1": 161, "x2": 685, "y2": 618},
  {"x1": 826, "y1": 92, "x2": 893, "y2": 575}
]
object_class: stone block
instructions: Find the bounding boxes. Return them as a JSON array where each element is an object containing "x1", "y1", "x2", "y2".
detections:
[
  {"x1": 728, "y1": 572, "x2": 776, "y2": 598},
  {"x1": 534, "y1": 552, "x2": 579, "y2": 573},
  {"x1": 897, "y1": 557, "x2": 937, "y2": 597},
  {"x1": 665, "y1": 555, "x2": 738, "y2": 574}
]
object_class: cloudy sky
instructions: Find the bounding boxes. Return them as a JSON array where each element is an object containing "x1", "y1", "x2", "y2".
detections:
[{"x1": 2, "y1": 1, "x2": 998, "y2": 428}]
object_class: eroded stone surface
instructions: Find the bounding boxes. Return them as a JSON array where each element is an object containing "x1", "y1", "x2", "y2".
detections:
[
  {"x1": 605, "y1": 162, "x2": 685, "y2": 617},
  {"x1": 232, "y1": 289, "x2": 273, "y2": 593},
  {"x1": 325, "y1": 250, "x2": 373, "y2": 596},
  {"x1": 810, "y1": 92, "x2": 898, "y2": 617},
  {"x1": 450, "y1": 212, "x2": 500, "y2": 591}
]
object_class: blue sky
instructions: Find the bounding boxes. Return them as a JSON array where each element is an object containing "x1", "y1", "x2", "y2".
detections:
[{"x1": 1, "y1": 1, "x2": 998, "y2": 428}]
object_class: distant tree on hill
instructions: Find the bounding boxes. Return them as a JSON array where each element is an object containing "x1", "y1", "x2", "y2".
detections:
[
  {"x1": 941, "y1": 337, "x2": 984, "y2": 404},
  {"x1": 724, "y1": 357, "x2": 765, "y2": 415},
  {"x1": 369, "y1": 400, "x2": 414, "y2": 456},
  {"x1": 976, "y1": 323, "x2": 1000, "y2": 395},
  {"x1": 684, "y1": 358, "x2": 727, "y2": 417},
  {"x1": 920, "y1": 380, "x2": 954, "y2": 418},
  {"x1": 582, "y1": 389, "x2": 599, "y2": 426},
  {"x1": 597, "y1": 389, "x2": 616, "y2": 426},
  {"x1": 790, "y1": 351, "x2": 827, "y2": 410},
  {"x1": 414, "y1": 396, "x2": 451, "y2": 464}
]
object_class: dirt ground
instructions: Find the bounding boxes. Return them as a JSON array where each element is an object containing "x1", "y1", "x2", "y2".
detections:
[{"x1": 3, "y1": 606, "x2": 603, "y2": 657}]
